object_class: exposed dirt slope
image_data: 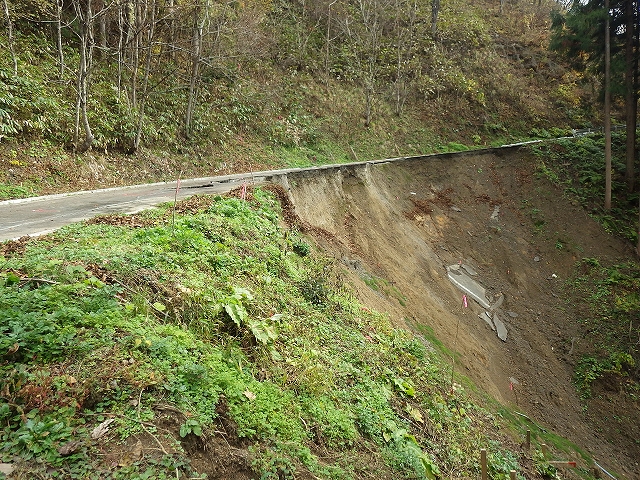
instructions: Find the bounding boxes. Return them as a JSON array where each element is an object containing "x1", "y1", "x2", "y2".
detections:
[{"x1": 282, "y1": 147, "x2": 638, "y2": 479}]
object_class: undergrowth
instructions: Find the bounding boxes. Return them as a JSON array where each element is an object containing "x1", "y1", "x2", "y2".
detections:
[
  {"x1": 567, "y1": 258, "x2": 639, "y2": 401},
  {"x1": 0, "y1": 188, "x2": 541, "y2": 479},
  {"x1": 528, "y1": 133, "x2": 637, "y2": 243},
  {"x1": 528, "y1": 135, "x2": 640, "y2": 402}
]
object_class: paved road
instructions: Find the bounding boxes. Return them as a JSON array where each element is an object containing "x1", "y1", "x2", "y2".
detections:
[
  {"x1": 0, "y1": 160, "x2": 386, "y2": 241},
  {"x1": 0, "y1": 146, "x2": 523, "y2": 242},
  {"x1": 0, "y1": 171, "x2": 273, "y2": 241}
]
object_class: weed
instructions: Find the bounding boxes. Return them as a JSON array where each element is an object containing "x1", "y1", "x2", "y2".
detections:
[
  {"x1": 0, "y1": 188, "x2": 558, "y2": 478},
  {"x1": 298, "y1": 275, "x2": 330, "y2": 306},
  {"x1": 0, "y1": 183, "x2": 36, "y2": 200},
  {"x1": 575, "y1": 352, "x2": 635, "y2": 400},
  {"x1": 527, "y1": 134, "x2": 636, "y2": 242}
]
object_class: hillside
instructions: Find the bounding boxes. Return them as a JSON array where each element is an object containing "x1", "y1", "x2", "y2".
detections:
[
  {"x1": 3, "y1": 0, "x2": 640, "y2": 478},
  {"x1": 2, "y1": 146, "x2": 639, "y2": 479},
  {"x1": 1, "y1": 0, "x2": 596, "y2": 199},
  {"x1": 283, "y1": 146, "x2": 639, "y2": 478}
]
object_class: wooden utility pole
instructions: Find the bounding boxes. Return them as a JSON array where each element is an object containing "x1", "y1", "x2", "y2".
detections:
[{"x1": 604, "y1": 0, "x2": 612, "y2": 211}]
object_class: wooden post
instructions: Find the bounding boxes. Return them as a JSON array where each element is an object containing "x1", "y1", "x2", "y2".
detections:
[
  {"x1": 510, "y1": 470, "x2": 517, "y2": 480},
  {"x1": 480, "y1": 449, "x2": 487, "y2": 480},
  {"x1": 525, "y1": 430, "x2": 530, "y2": 450},
  {"x1": 541, "y1": 444, "x2": 548, "y2": 458}
]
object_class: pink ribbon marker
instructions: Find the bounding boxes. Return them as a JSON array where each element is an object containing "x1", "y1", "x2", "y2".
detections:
[{"x1": 462, "y1": 295, "x2": 468, "y2": 308}]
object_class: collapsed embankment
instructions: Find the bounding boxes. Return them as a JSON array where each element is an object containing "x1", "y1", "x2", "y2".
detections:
[{"x1": 280, "y1": 147, "x2": 637, "y2": 479}]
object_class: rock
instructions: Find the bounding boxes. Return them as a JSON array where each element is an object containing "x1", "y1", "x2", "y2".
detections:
[
  {"x1": 91, "y1": 418, "x2": 115, "y2": 440},
  {"x1": 58, "y1": 440, "x2": 83, "y2": 456},
  {"x1": 493, "y1": 313, "x2": 508, "y2": 341},
  {"x1": 480, "y1": 311, "x2": 495, "y2": 331}
]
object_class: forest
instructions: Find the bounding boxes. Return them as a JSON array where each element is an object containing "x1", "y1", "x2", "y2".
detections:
[{"x1": 1, "y1": 0, "x2": 585, "y2": 158}]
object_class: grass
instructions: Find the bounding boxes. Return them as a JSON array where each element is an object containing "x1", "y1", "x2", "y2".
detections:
[
  {"x1": 0, "y1": 183, "x2": 37, "y2": 200},
  {"x1": 527, "y1": 135, "x2": 640, "y2": 410},
  {"x1": 0, "y1": 187, "x2": 566, "y2": 479},
  {"x1": 528, "y1": 133, "x2": 638, "y2": 243}
]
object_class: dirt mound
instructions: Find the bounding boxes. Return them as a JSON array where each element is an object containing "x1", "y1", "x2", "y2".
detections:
[{"x1": 281, "y1": 148, "x2": 637, "y2": 478}]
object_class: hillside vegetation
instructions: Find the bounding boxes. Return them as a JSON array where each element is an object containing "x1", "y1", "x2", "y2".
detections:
[
  {"x1": 2, "y1": 142, "x2": 640, "y2": 479},
  {"x1": 3, "y1": 0, "x2": 640, "y2": 479},
  {"x1": 1, "y1": 0, "x2": 592, "y2": 198},
  {"x1": 0, "y1": 184, "x2": 599, "y2": 479}
]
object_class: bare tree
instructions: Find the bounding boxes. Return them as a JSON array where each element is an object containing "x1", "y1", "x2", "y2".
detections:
[
  {"x1": 2, "y1": 0, "x2": 17, "y2": 76},
  {"x1": 394, "y1": 0, "x2": 418, "y2": 115},
  {"x1": 288, "y1": 0, "x2": 322, "y2": 69},
  {"x1": 184, "y1": 0, "x2": 208, "y2": 137},
  {"x1": 431, "y1": 0, "x2": 439, "y2": 38},
  {"x1": 55, "y1": 0, "x2": 65, "y2": 79},
  {"x1": 73, "y1": 0, "x2": 97, "y2": 152},
  {"x1": 325, "y1": 0, "x2": 338, "y2": 81},
  {"x1": 604, "y1": 0, "x2": 612, "y2": 210},
  {"x1": 339, "y1": 0, "x2": 392, "y2": 127},
  {"x1": 133, "y1": 0, "x2": 158, "y2": 152}
]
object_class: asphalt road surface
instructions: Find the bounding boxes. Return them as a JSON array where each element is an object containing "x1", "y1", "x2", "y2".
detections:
[{"x1": 0, "y1": 171, "x2": 274, "y2": 242}]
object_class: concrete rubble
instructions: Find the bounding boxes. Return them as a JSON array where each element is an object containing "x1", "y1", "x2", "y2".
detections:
[{"x1": 446, "y1": 263, "x2": 511, "y2": 342}]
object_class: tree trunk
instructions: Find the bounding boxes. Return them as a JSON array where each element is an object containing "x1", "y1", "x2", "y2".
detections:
[
  {"x1": 125, "y1": 0, "x2": 137, "y2": 108},
  {"x1": 2, "y1": 0, "x2": 17, "y2": 76},
  {"x1": 431, "y1": 0, "x2": 439, "y2": 38},
  {"x1": 99, "y1": 7, "x2": 107, "y2": 58},
  {"x1": 637, "y1": 193, "x2": 640, "y2": 256},
  {"x1": 133, "y1": 0, "x2": 157, "y2": 152},
  {"x1": 395, "y1": 0, "x2": 417, "y2": 116},
  {"x1": 167, "y1": 0, "x2": 176, "y2": 62},
  {"x1": 73, "y1": 0, "x2": 95, "y2": 153},
  {"x1": 625, "y1": 0, "x2": 636, "y2": 192},
  {"x1": 130, "y1": 0, "x2": 143, "y2": 110},
  {"x1": 117, "y1": 1, "x2": 124, "y2": 98},
  {"x1": 604, "y1": 0, "x2": 612, "y2": 210},
  {"x1": 56, "y1": 0, "x2": 64, "y2": 79},
  {"x1": 185, "y1": 1, "x2": 205, "y2": 138},
  {"x1": 325, "y1": 0, "x2": 337, "y2": 84}
]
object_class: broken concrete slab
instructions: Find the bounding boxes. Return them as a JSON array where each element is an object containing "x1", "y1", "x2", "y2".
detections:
[
  {"x1": 460, "y1": 263, "x2": 478, "y2": 276},
  {"x1": 479, "y1": 311, "x2": 495, "y2": 330},
  {"x1": 493, "y1": 312, "x2": 508, "y2": 341},
  {"x1": 446, "y1": 264, "x2": 492, "y2": 309},
  {"x1": 446, "y1": 263, "x2": 508, "y2": 341},
  {"x1": 491, "y1": 293, "x2": 504, "y2": 311}
]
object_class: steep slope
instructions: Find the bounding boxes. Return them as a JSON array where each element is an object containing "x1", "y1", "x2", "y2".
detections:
[{"x1": 283, "y1": 147, "x2": 637, "y2": 478}]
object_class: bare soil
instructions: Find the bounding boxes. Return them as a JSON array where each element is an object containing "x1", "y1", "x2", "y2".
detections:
[
  {"x1": 6, "y1": 147, "x2": 639, "y2": 479},
  {"x1": 283, "y1": 147, "x2": 639, "y2": 479}
]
